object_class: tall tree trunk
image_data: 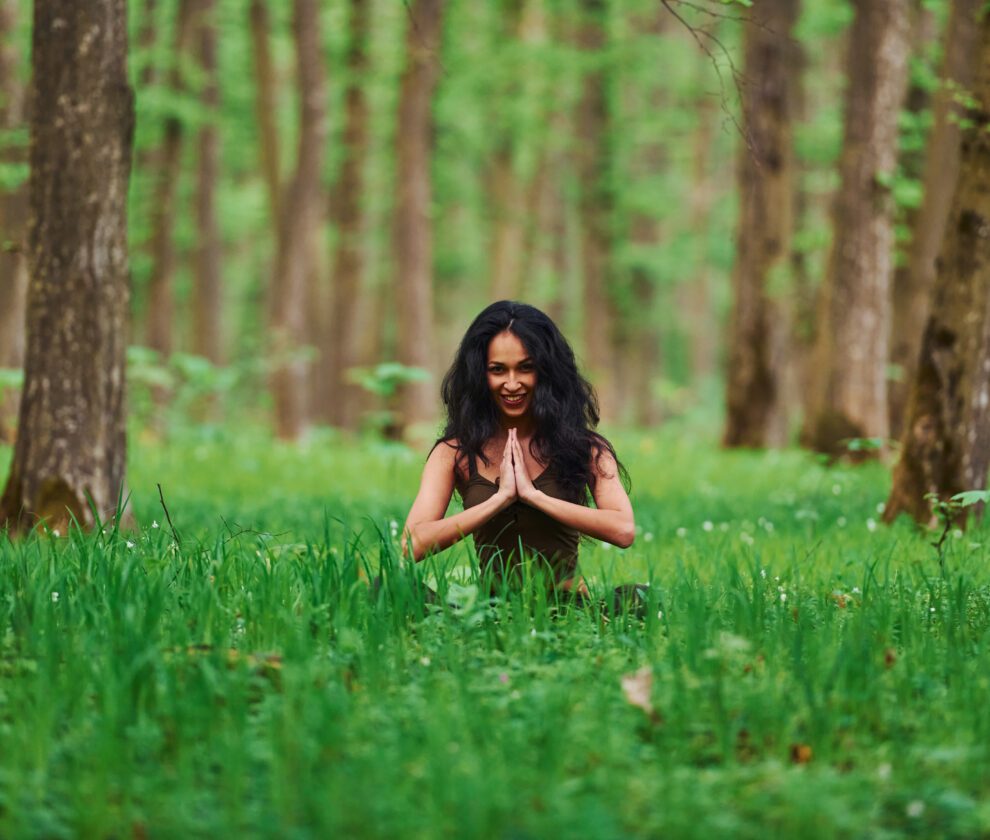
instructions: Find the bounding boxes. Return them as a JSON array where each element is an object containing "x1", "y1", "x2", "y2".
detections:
[
  {"x1": 889, "y1": 0, "x2": 980, "y2": 437},
  {"x1": 249, "y1": 0, "x2": 281, "y2": 228},
  {"x1": 328, "y1": 0, "x2": 371, "y2": 431},
  {"x1": 0, "y1": 0, "x2": 28, "y2": 443},
  {"x1": 192, "y1": 0, "x2": 222, "y2": 368},
  {"x1": 803, "y1": 0, "x2": 911, "y2": 456},
  {"x1": 884, "y1": 12, "x2": 990, "y2": 526},
  {"x1": 0, "y1": 0, "x2": 134, "y2": 533},
  {"x1": 395, "y1": 0, "x2": 444, "y2": 435},
  {"x1": 270, "y1": 0, "x2": 327, "y2": 440},
  {"x1": 575, "y1": 0, "x2": 616, "y2": 420},
  {"x1": 145, "y1": 0, "x2": 194, "y2": 360},
  {"x1": 723, "y1": 0, "x2": 799, "y2": 448}
]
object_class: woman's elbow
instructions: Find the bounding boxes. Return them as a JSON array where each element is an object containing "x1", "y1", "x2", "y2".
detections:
[{"x1": 615, "y1": 521, "x2": 635, "y2": 549}]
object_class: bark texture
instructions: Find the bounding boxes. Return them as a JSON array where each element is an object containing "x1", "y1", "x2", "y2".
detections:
[
  {"x1": 192, "y1": 0, "x2": 223, "y2": 367},
  {"x1": 0, "y1": 0, "x2": 134, "y2": 533},
  {"x1": 889, "y1": 0, "x2": 980, "y2": 436},
  {"x1": 0, "y1": 0, "x2": 28, "y2": 442},
  {"x1": 723, "y1": 0, "x2": 799, "y2": 448},
  {"x1": 804, "y1": 0, "x2": 911, "y2": 455},
  {"x1": 395, "y1": 0, "x2": 444, "y2": 433},
  {"x1": 884, "y1": 12, "x2": 990, "y2": 525},
  {"x1": 328, "y1": 0, "x2": 371, "y2": 430},
  {"x1": 270, "y1": 0, "x2": 327, "y2": 440}
]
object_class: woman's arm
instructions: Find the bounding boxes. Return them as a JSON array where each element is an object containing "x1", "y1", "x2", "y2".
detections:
[
  {"x1": 402, "y1": 439, "x2": 516, "y2": 562},
  {"x1": 512, "y1": 435, "x2": 635, "y2": 548}
]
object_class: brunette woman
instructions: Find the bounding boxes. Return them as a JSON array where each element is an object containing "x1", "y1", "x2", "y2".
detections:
[{"x1": 402, "y1": 301, "x2": 636, "y2": 599}]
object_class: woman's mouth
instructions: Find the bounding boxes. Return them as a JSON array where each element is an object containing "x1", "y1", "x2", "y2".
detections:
[{"x1": 501, "y1": 393, "x2": 527, "y2": 407}]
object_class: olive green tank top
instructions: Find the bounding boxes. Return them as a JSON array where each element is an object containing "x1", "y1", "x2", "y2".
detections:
[{"x1": 457, "y1": 457, "x2": 580, "y2": 584}]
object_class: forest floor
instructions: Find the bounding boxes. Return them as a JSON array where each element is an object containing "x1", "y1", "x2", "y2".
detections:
[{"x1": 1, "y1": 427, "x2": 989, "y2": 838}]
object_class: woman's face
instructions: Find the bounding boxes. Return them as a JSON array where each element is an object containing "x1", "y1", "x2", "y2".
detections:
[{"x1": 487, "y1": 330, "x2": 536, "y2": 421}]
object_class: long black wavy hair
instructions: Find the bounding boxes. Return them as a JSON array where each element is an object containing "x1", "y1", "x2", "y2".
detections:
[{"x1": 437, "y1": 300, "x2": 628, "y2": 503}]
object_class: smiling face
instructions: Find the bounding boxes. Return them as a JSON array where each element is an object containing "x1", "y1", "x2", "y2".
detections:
[{"x1": 487, "y1": 330, "x2": 536, "y2": 422}]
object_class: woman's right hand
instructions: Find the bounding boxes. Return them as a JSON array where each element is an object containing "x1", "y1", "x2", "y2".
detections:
[{"x1": 495, "y1": 430, "x2": 517, "y2": 506}]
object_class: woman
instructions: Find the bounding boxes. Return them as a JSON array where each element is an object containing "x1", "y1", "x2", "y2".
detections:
[{"x1": 402, "y1": 301, "x2": 635, "y2": 597}]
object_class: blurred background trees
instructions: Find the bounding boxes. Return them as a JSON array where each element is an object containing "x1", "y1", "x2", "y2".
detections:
[{"x1": 0, "y1": 0, "x2": 988, "y2": 526}]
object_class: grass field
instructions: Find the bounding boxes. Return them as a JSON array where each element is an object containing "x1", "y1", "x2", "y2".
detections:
[{"x1": 2, "y1": 426, "x2": 990, "y2": 838}]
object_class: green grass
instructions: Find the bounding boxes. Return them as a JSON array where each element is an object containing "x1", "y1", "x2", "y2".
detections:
[{"x1": 2, "y1": 427, "x2": 990, "y2": 838}]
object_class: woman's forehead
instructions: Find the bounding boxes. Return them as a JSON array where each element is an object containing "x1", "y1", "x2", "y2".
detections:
[{"x1": 487, "y1": 331, "x2": 529, "y2": 361}]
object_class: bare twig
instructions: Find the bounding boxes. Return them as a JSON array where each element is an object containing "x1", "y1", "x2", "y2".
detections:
[{"x1": 157, "y1": 483, "x2": 182, "y2": 547}]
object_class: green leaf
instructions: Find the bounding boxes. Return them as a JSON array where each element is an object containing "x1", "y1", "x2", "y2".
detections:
[{"x1": 950, "y1": 490, "x2": 990, "y2": 508}]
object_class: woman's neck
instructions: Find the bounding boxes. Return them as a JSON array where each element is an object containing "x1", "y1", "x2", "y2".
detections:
[{"x1": 499, "y1": 416, "x2": 535, "y2": 439}]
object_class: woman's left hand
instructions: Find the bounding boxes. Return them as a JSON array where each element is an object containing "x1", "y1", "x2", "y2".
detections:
[{"x1": 511, "y1": 428, "x2": 539, "y2": 503}]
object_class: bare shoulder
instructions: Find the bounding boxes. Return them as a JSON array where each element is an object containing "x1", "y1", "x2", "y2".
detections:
[
  {"x1": 590, "y1": 439, "x2": 620, "y2": 481},
  {"x1": 428, "y1": 438, "x2": 469, "y2": 480}
]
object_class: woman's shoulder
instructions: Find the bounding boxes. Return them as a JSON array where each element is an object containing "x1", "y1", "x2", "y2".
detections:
[{"x1": 429, "y1": 438, "x2": 470, "y2": 480}]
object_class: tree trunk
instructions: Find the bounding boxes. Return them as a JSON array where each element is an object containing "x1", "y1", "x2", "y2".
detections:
[
  {"x1": 0, "y1": 0, "x2": 134, "y2": 533},
  {"x1": 575, "y1": 0, "x2": 616, "y2": 420},
  {"x1": 269, "y1": 0, "x2": 327, "y2": 440},
  {"x1": 249, "y1": 0, "x2": 281, "y2": 229},
  {"x1": 889, "y1": 0, "x2": 980, "y2": 437},
  {"x1": 394, "y1": 0, "x2": 444, "y2": 435},
  {"x1": 328, "y1": 0, "x2": 371, "y2": 431},
  {"x1": 145, "y1": 0, "x2": 195, "y2": 361},
  {"x1": 723, "y1": 0, "x2": 799, "y2": 448},
  {"x1": 192, "y1": 0, "x2": 223, "y2": 368},
  {"x1": 884, "y1": 13, "x2": 990, "y2": 526},
  {"x1": 803, "y1": 0, "x2": 911, "y2": 456},
  {"x1": 0, "y1": 0, "x2": 28, "y2": 443}
]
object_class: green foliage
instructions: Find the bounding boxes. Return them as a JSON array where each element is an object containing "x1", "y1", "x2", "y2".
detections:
[{"x1": 0, "y1": 367, "x2": 23, "y2": 398}]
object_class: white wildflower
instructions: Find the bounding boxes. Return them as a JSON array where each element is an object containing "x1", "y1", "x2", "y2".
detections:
[
  {"x1": 676, "y1": 527, "x2": 687, "y2": 538},
  {"x1": 51, "y1": 592, "x2": 59, "y2": 603},
  {"x1": 866, "y1": 519, "x2": 877, "y2": 532},
  {"x1": 702, "y1": 521, "x2": 713, "y2": 532},
  {"x1": 906, "y1": 801, "x2": 925, "y2": 819}
]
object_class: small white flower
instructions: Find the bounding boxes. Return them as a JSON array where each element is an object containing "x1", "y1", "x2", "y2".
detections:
[
  {"x1": 953, "y1": 529, "x2": 963, "y2": 539},
  {"x1": 656, "y1": 610, "x2": 663, "y2": 620},
  {"x1": 52, "y1": 529, "x2": 60, "y2": 537},
  {"x1": 763, "y1": 521, "x2": 774, "y2": 533},
  {"x1": 644, "y1": 532, "x2": 654, "y2": 542},
  {"x1": 877, "y1": 763, "x2": 892, "y2": 780},
  {"x1": 126, "y1": 540, "x2": 136, "y2": 549},
  {"x1": 676, "y1": 527, "x2": 687, "y2": 538},
  {"x1": 837, "y1": 516, "x2": 847, "y2": 527},
  {"x1": 866, "y1": 519, "x2": 877, "y2": 532},
  {"x1": 906, "y1": 800, "x2": 925, "y2": 819},
  {"x1": 760, "y1": 569, "x2": 767, "y2": 579},
  {"x1": 852, "y1": 586, "x2": 861, "y2": 595},
  {"x1": 51, "y1": 592, "x2": 59, "y2": 603},
  {"x1": 930, "y1": 606, "x2": 936, "y2": 613},
  {"x1": 152, "y1": 520, "x2": 159, "y2": 529},
  {"x1": 419, "y1": 656, "x2": 431, "y2": 666},
  {"x1": 876, "y1": 502, "x2": 886, "y2": 514},
  {"x1": 702, "y1": 521, "x2": 713, "y2": 532},
  {"x1": 719, "y1": 522, "x2": 730, "y2": 532},
  {"x1": 780, "y1": 592, "x2": 787, "y2": 603},
  {"x1": 740, "y1": 533, "x2": 755, "y2": 546}
]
